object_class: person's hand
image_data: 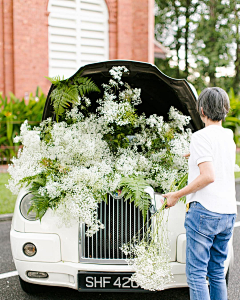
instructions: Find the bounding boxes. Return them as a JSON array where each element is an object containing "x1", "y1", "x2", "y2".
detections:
[
  {"x1": 183, "y1": 153, "x2": 190, "y2": 159},
  {"x1": 161, "y1": 191, "x2": 180, "y2": 209}
]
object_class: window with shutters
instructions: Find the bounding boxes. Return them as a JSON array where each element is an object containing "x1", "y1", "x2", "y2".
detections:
[{"x1": 48, "y1": 0, "x2": 109, "y2": 79}]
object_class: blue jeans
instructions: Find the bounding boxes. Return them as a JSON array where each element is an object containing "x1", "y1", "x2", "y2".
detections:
[{"x1": 184, "y1": 201, "x2": 236, "y2": 300}]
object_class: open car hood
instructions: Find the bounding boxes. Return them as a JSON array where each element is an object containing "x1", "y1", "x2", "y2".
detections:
[{"x1": 42, "y1": 60, "x2": 203, "y2": 132}]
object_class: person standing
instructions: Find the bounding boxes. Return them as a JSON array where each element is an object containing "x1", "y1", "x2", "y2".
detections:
[{"x1": 162, "y1": 87, "x2": 237, "y2": 300}]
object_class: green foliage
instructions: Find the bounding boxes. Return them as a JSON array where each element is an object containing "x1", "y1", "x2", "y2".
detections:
[
  {"x1": 120, "y1": 176, "x2": 152, "y2": 221},
  {"x1": 176, "y1": 173, "x2": 188, "y2": 203},
  {"x1": 20, "y1": 171, "x2": 60, "y2": 220},
  {"x1": 154, "y1": 58, "x2": 186, "y2": 80},
  {"x1": 0, "y1": 173, "x2": 16, "y2": 214},
  {"x1": 51, "y1": 84, "x2": 79, "y2": 122},
  {"x1": 18, "y1": 156, "x2": 72, "y2": 220},
  {"x1": 47, "y1": 72, "x2": 100, "y2": 122},
  {"x1": 223, "y1": 88, "x2": 240, "y2": 146},
  {"x1": 73, "y1": 76, "x2": 100, "y2": 97},
  {"x1": 45, "y1": 75, "x2": 65, "y2": 85},
  {"x1": 192, "y1": 0, "x2": 232, "y2": 86},
  {"x1": 236, "y1": 152, "x2": 240, "y2": 179},
  {"x1": 155, "y1": 0, "x2": 199, "y2": 77},
  {"x1": 103, "y1": 123, "x2": 136, "y2": 154},
  {"x1": 177, "y1": 173, "x2": 188, "y2": 190},
  {"x1": 26, "y1": 174, "x2": 52, "y2": 220},
  {"x1": 154, "y1": 0, "x2": 240, "y2": 93},
  {"x1": 0, "y1": 88, "x2": 46, "y2": 163}
]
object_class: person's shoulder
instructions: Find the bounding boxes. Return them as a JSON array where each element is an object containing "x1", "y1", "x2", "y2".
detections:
[
  {"x1": 191, "y1": 128, "x2": 210, "y2": 147},
  {"x1": 222, "y1": 127, "x2": 234, "y2": 137},
  {"x1": 192, "y1": 128, "x2": 209, "y2": 140}
]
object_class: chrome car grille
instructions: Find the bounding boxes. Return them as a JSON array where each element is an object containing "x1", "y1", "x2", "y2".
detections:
[{"x1": 80, "y1": 195, "x2": 151, "y2": 264}]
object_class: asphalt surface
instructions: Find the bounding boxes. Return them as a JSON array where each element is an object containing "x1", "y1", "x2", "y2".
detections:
[{"x1": 0, "y1": 183, "x2": 240, "y2": 300}]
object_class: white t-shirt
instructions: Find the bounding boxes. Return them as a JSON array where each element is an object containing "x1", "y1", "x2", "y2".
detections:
[{"x1": 186, "y1": 125, "x2": 237, "y2": 214}]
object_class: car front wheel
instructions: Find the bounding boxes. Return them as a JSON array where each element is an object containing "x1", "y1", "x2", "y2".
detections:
[{"x1": 19, "y1": 276, "x2": 44, "y2": 294}]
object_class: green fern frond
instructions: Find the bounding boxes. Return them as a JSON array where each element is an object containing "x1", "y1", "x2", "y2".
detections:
[
  {"x1": 120, "y1": 176, "x2": 152, "y2": 221},
  {"x1": 48, "y1": 73, "x2": 100, "y2": 122},
  {"x1": 19, "y1": 173, "x2": 46, "y2": 187},
  {"x1": 51, "y1": 85, "x2": 79, "y2": 122},
  {"x1": 45, "y1": 75, "x2": 65, "y2": 85},
  {"x1": 28, "y1": 191, "x2": 50, "y2": 220},
  {"x1": 22, "y1": 172, "x2": 61, "y2": 220},
  {"x1": 74, "y1": 77, "x2": 101, "y2": 96}
]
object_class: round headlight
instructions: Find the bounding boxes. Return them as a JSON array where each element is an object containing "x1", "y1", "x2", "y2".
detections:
[
  {"x1": 23, "y1": 242, "x2": 37, "y2": 257},
  {"x1": 20, "y1": 194, "x2": 39, "y2": 221}
]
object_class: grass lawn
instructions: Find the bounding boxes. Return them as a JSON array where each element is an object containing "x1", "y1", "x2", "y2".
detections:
[
  {"x1": 0, "y1": 173, "x2": 17, "y2": 214},
  {"x1": 0, "y1": 153, "x2": 240, "y2": 215}
]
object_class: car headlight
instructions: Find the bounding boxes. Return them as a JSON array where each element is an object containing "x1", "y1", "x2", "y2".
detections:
[{"x1": 20, "y1": 193, "x2": 39, "y2": 221}]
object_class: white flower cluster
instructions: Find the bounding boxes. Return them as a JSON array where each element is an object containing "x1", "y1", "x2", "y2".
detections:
[
  {"x1": 7, "y1": 66, "x2": 192, "y2": 245},
  {"x1": 7, "y1": 117, "x2": 113, "y2": 235},
  {"x1": 97, "y1": 69, "x2": 141, "y2": 127},
  {"x1": 109, "y1": 66, "x2": 129, "y2": 84},
  {"x1": 7, "y1": 121, "x2": 45, "y2": 194},
  {"x1": 169, "y1": 106, "x2": 191, "y2": 132},
  {"x1": 98, "y1": 99, "x2": 135, "y2": 126},
  {"x1": 121, "y1": 209, "x2": 173, "y2": 291}
]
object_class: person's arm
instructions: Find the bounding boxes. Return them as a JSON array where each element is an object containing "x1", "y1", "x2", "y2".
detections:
[{"x1": 162, "y1": 161, "x2": 215, "y2": 209}]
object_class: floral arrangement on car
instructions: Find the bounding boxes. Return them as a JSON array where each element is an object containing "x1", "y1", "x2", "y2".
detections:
[{"x1": 7, "y1": 66, "x2": 192, "y2": 291}]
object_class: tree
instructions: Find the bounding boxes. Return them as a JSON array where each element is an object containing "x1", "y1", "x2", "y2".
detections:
[
  {"x1": 155, "y1": 0, "x2": 199, "y2": 78},
  {"x1": 230, "y1": 0, "x2": 240, "y2": 93},
  {"x1": 192, "y1": 0, "x2": 232, "y2": 86}
]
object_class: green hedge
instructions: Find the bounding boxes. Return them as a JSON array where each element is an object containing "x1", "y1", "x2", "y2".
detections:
[
  {"x1": 0, "y1": 173, "x2": 16, "y2": 214},
  {"x1": 0, "y1": 88, "x2": 46, "y2": 164}
]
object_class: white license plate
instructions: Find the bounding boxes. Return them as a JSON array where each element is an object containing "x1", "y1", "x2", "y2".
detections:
[{"x1": 78, "y1": 272, "x2": 142, "y2": 291}]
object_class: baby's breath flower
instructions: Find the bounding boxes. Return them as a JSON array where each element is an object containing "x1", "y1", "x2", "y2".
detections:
[{"x1": 7, "y1": 65, "x2": 192, "y2": 290}]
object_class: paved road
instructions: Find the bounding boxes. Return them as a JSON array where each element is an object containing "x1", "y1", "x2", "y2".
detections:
[{"x1": 0, "y1": 183, "x2": 240, "y2": 300}]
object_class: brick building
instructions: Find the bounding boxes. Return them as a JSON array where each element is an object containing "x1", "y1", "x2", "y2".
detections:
[{"x1": 0, "y1": 0, "x2": 166, "y2": 98}]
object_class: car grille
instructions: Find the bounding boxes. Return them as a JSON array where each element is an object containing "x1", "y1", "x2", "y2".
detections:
[{"x1": 80, "y1": 194, "x2": 151, "y2": 263}]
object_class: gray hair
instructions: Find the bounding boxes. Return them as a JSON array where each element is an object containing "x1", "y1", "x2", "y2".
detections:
[{"x1": 197, "y1": 87, "x2": 230, "y2": 121}]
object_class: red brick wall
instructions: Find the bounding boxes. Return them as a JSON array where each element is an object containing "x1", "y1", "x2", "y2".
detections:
[
  {"x1": 13, "y1": 0, "x2": 50, "y2": 98},
  {"x1": 0, "y1": 0, "x2": 50, "y2": 99},
  {"x1": 106, "y1": 0, "x2": 154, "y2": 63},
  {"x1": 0, "y1": 0, "x2": 154, "y2": 99}
]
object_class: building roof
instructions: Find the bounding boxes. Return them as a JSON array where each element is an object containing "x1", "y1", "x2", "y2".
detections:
[{"x1": 154, "y1": 39, "x2": 168, "y2": 59}]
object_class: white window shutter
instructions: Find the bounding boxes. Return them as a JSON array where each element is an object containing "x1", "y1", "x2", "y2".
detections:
[{"x1": 48, "y1": 0, "x2": 109, "y2": 79}]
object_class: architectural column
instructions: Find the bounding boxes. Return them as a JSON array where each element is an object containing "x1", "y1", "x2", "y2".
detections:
[
  {"x1": 132, "y1": 0, "x2": 154, "y2": 63},
  {"x1": 116, "y1": 0, "x2": 133, "y2": 60},
  {"x1": 116, "y1": 0, "x2": 154, "y2": 63},
  {"x1": 105, "y1": 0, "x2": 117, "y2": 60},
  {"x1": 0, "y1": 0, "x2": 15, "y2": 96}
]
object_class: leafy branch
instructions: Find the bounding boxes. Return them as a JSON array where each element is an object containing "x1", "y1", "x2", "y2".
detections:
[
  {"x1": 120, "y1": 176, "x2": 152, "y2": 221},
  {"x1": 19, "y1": 173, "x2": 61, "y2": 220},
  {"x1": 73, "y1": 76, "x2": 100, "y2": 97},
  {"x1": 46, "y1": 73, "x2": 100, "y2": 122},
  {"x1": 51, "y1": 85, "x2": 79, "y2": 122}
]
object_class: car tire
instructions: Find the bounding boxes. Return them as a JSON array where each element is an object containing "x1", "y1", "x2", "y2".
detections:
[{"x1": 19, "y1": 276, "x2": 43, "y2": 294}]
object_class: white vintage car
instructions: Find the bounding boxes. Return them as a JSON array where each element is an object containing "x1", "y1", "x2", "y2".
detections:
[{"x1": 10, "y1": 60, "x2": 233, "y2": 294}]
